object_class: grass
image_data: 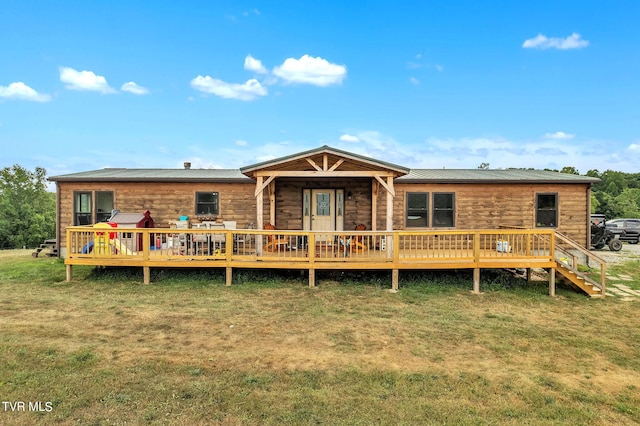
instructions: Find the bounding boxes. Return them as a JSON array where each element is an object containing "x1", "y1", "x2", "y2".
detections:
[{"x1": 1, "y1": 250, "x2": 639, "y2": 424}]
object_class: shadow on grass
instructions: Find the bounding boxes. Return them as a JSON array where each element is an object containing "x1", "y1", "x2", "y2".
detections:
[{"x1": 82, "y1": 266, "x2": 581, "y2": 299}]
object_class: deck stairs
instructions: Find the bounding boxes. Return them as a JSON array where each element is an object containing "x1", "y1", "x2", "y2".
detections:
[
  {"x1": 555, "y1": 263, "x2": 604, "y2": 298},
  {"x1": 553, "y1": 231, "x2": 606, "y2": 298},
  {"x1": 32, "y1": 239, "x2": 58, "y2": 258}
]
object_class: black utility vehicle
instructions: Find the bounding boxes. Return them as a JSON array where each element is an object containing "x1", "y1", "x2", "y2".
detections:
[
  {"x1": 590, "y1": 214, "x2": 623, "y2": 251},
  {"x1": 606, "y1": 218, "x2": 640, "y2": 244}
]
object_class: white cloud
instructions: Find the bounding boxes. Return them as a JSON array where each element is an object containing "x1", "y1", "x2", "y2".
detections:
[
  {"x1": 256, "y1": 154, "x2": 276, "y2": 162},
  {"x1": 273, "y1": 55, "x2": 347, "y2": 86},
  {"x1": 409, "y1": 77, "x2": 420, "y2": 85},
  {"x1": 628, "y1": 143, "x2": 640, "y2": 152},
  {"x1": 244, "y1": 55, "x2": 267, "y2": 74},
  {"x1": 235, "y1": 140, "x2": 248, "y2": 146},
  {"x1": 121, "y1": 81, "x2": 149, "y2": 95},
  {"x1": 242, "y1": 8, "x2": 260, "y2": 16},
  {"x1": 544, "y1": 131, "x2": 575, "y2": 140},
  {"x1": 522, "y1": 33, "x2": 589, "y2": 50},
  {"x1": 435, "y1": 64, "x2": 444, "y2": 72},
  {"x1": 59, "y1": 67, "x2": 115, "y2": 93},
  {"x1": 190, "y1": 76, "x2": 267, "y2": 101},
  {"x1": 339, "y1": 134, "x2": 360, "y2": 143},
  {"x1": 0, "y1": 82, "x2": 51, "y2": 102}
]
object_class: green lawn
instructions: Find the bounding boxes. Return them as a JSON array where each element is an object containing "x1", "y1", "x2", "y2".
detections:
[{"x1": 1, "y1": 250, "x2": 639, "y2": 425}]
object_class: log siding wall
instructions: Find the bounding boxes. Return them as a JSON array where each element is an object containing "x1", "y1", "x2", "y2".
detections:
[{"x1": 56, "y1": 180, "x2": 591, "y2": 251}]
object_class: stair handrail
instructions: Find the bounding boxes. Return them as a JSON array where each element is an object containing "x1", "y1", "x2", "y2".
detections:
[{"x1": 554, "y1": 231, "x2": 606, "y2": 295}]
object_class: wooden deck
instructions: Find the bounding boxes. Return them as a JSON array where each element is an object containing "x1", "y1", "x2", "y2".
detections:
[{"x1": 63, "y1": 227, "x2": 606, "y2": 296}]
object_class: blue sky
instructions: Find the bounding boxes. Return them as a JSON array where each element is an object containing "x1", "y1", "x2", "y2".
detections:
[{"x1": 1, "y1": 1, "x2": 639, "y2": 179}]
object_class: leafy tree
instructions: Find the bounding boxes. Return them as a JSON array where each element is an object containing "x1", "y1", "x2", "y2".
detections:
[
  {"x1": 590, "y1": 193, "x2": 600, "y2": 214},
  {"x1": 0, "y1": 165, "x2": 55, "y2": 249},
  {"x1": 560, "y1": 166, "x2": 579, "y2": 175},
  {"x1": 612, "y1": 188, "x2": 640, "y2": 218}
]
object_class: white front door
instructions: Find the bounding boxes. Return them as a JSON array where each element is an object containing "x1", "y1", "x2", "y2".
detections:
[{"x1": 312, "y1": 190, "x2": 335, "y2": 231}]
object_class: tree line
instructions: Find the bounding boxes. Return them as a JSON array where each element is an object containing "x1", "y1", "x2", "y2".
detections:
[
  {"x1": 557, "y1": 167, "x2": 640, "y2": 218},
  {"x1": 1, "y1": 164, "x2": 639, "y2": 250},
  {"x1": 0, "y1": 165, "x2": 55, "y2": 249}
]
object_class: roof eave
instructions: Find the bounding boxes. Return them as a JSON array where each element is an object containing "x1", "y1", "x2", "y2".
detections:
[
  {"x1": 48, "y1": 177, "x2": 253, "y2": 183},
  {"x1": 240, "y1": 145, "x2": 410, "y2": 175}
]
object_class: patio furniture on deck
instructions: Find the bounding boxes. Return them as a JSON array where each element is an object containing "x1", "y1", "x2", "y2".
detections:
[
  {"x1": 338, "y1": 224, "x2": 368, "y2": 256},
  {"x1": 263, "y1": 223, "x2": 289, "y2": 252}
]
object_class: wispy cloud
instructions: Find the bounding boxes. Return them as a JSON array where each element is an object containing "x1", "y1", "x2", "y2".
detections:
[
  {"x1": 522, "y1": 33, "x2": 589, "y2": 50},
  {"x1": 235, "y1": 139, "x2": 248, "y2": 146},
  {"x1": 244, "y1": 55, "x2": 267, "y2": 74},
  {"x1": 273, "y1": 55, "x2": 347, "y2": 86},
  {"x1": 190, "y1": 76, "x2": 267, "y2": 101},
  {"x1": 409, "y1": 77, "x2": 420, "y2": 85},
  {"x1": 544, "y1": 131, "x2": 575, "y2": 140},
  {"x1": 121, "y1": 81, "x2": 149, "y2": 95},
  {"x1": 339, "y1": 134, "x2": 360, "y2": 143},
  {"x1": 59, "y1": 66, "x2": 115, "y2": 94},
  {"x1": 242, "y1": 8, "x2": 260, "y2": 17},
  {"x1": 0, "y1": 82, "x2": 51, "y2": 102}
]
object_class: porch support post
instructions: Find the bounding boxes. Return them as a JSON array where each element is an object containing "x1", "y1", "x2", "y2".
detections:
[
  {"x1": 66, "y1": 264, "x2": 72, "y2": 282},
  {"x1": 256, "y1": 176, "x2": 264, "y2": 255},
  {"x1": 548, "y1": 267, "x2": 556, "y2": 297},
  {"x1": 386, "y1": 176, "x2": 394, "y2": 258},
  {"x1": 256, "y1": 176, "x2": 264, "y2": 229},
  {"x1": 385, "y1": 176, "x2": 394, "y2": 230},
  {"x1": 143, "y1": 266, "x2": 150, "y2": 285},
  {"x1": 473, "y1": 268, "x2": 480, "y2": 294},
  {"x1": 371, "y1": 180, "x2": 379, "y2": 231},
  {"x1": 268, "y1": 181, "x2": 276, "y2": 226}
]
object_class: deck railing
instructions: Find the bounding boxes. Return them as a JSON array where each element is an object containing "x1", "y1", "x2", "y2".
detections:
[
  {"x1": 65, "y1": 226, "x2": 556, "y2": 267},
  {"x1": 553, "y1": 231, "x2": 606, "y2": 294}
]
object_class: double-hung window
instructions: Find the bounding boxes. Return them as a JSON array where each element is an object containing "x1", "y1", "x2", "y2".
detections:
[
  {"x1": 406, "y1": 193, "x2": 429, "y2": 227},
  {"x1": 536, "y1": 193, "x2": 558, "y2": 227},
  {"x1": 433, "y1": 193, "x2": 455, "y2": 227}
]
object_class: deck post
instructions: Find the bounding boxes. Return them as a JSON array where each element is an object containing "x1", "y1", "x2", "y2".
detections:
[
  {"x1": 309, "y1": 269, "x2": 315, "y2": 288},
  {"x1": 143, "y1": 266, "x2": 150, "y2": 285},
  {"x1": 473, "y1": 268, "x2": 480, "y2": 294},
  {"x1": 66, "y1": 264, "x2": 72, "y2": 282},
  {"x1": 526, "y1": 268, "x2": 532, "y2": 282},
  {"x1": 226, "y1": 266, "x2": 233, "y2": 286},
  {"x1": 391, "y1": 269, "x2": 399, "y2": 291},
  {"x1": 548, "y1": 267, "x2": 556, "y2": 297}
]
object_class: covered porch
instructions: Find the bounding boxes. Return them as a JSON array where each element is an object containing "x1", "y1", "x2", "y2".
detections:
[{"x1": 240, "y1": 145, "x2": 408, "y2": 236}]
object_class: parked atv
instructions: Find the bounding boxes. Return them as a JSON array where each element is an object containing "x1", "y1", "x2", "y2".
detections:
[{"x1": 590, "y1": 217, "x2": 623, "y2": 251}]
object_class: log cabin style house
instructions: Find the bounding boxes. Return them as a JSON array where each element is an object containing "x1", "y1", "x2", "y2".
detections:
[{"x1": 49, "y1": 145, "x2": 605, "y2": 296}]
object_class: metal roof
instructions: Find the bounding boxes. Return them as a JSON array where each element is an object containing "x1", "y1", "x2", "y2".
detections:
[
  {"x1": 49, "y1": 166, "x2": 599, "y2": 184},
  {"x1": 49, "y1": 145, "x2": 599, "y2": 185},
  {"x1": 49, "y1": 168, "x2": 251, "y2": 182},
  {"x1": 397, "y1": 169, "x2": 600, "y2": 183}
]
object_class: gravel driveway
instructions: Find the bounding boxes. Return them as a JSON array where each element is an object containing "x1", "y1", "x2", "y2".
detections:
[{"x1": 591, "y1": 241, "x2": 640, "y2": 265}]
